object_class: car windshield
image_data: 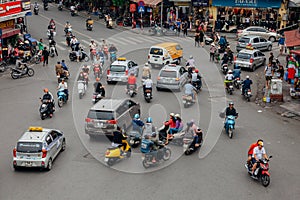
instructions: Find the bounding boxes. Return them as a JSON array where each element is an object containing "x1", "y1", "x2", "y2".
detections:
[
  {"x1": 110, "y1": 65, "x2": 126, "y2": 72},
  {"x1": 160, "y1": 70, "x2": 177, "y2": 78},
  {"x1": 150, "y1": 48, "x2": 163, "y2": 55},
  {"x1": 17, "y1": 142, "x2": 43, "y2": 153},
  {"x1": 88, "y1": 110, "x2": 114, "y2": 120},
  {"x1": 239, "y1": 38, "x2": 250, "y2": 43},
  {"x1": 237, "y1": 53, "x2": 251, "y2": 59}
]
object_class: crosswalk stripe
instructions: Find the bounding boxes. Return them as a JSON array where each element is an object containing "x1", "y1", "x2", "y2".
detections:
[
  {"x1": 81, "y1": 39, "x2": 90, "y2": 45},
  {"x1": 56, "y1": 44, "x2": 65, "y2": 51},
  {"x1": 118, "y1": 37, "x2": 138, "y2": 45},
  {"x1": 135, "y1": 36, "x2": 151, "y2": 43},
  {"x1": 107, "y1": 37, "x2": 127, "y2": 45},
  {"x1": 124, "y1": 37, "x2": 144, "y2": 44}
]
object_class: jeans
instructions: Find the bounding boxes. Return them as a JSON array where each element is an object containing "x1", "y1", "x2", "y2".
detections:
[{"x1": 169, "y1": 128, "x2": 179, "y2": 134}]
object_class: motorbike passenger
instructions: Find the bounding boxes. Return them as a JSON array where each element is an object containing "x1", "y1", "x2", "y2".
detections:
[
  {"x1": 57, "y1": 79, "x2": 68, "y2": 100},
  {"x1": 142, "y1": 63, "x2": 151, "y2": 79},
  {"x1": 49, "y1": 39, "x2": 58, "y2": 56},
  {"x1": 127, "y1": 72, "x2": 137, "y2": 91},
  {"x1": 184, "y1": 81, "x2": 197, "y2": 101},
  {"x1": 242, "y1": 75, "x2": 253, "y2": 95},
  {"x1": 42, "y1": 88, "x2": 55, "y2": 115},
  {"x1": 251, "y1": 141, "x2": 269, "y2": 178},
  {"x1": 82, "y1": 64, "x2": 90, "y2": 74},
  {"x1": 224, "y1": 70, "x2": 234, "y2": 89},
  {"x1": 221, "y1": 52, "x2": 229, "y2": 66},
  {"x1": 168, "y1": 114, "x2": 184, "y2": 138},
  {"x1": 246, "y1": 139, "x2": 264, "y2": 166},
  {"x1": 224, "y1": 102, "x2": 238, "y2": 127},
  {"x1": 132, "y1": 114, "x2": 144, "y2": 133},
  {"x1": 89, "y1": 40, "x2": 97, "y2": 61},
  {"x1": 61, "y1": 60, "x2": 69, "y2": 72},
  {"x1": 143, "y1": 117, "x2": 156, "y2": 137},
  {"x1": 143, "y1": 78, "x2": 153, "y2": 98},
  {"x1": 78, "y1": 71, "x2": 86, "y2": 81},
  {"x1": 93, "y1": 78, "x2": 105, "y2": 97},
  {"x1": 64, "y1": 21, "x2": 72, "y2": 35},
  {"x1": 49, "y1": 19, "x2": 55, "y2": 27},
  {"x1": 140, "y1": 134, "x2": 156, "y2": 162},
  {"x1": 188, "y1": 128, "x2": 203, "y2": 151},
  {"x1": 112, "y1": 126, "x2": 128, "y2": 156},
  {"x1": 233, "y1": 65, "x2": 241, "y2": 79}
]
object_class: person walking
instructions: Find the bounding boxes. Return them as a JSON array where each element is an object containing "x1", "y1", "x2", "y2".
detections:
[
  {"x1": 42, "y1": 47, "x2": 49, "y2": 66},
  {"x1": 199, "y1": 29, "x2": 205, "y2": 48},
  {"x1": 277, "y1": 35, "x2": 285, "y2": 58},
  {"x1": 195, "y1": 30, "x2": 200, "y2": 47},
  {"x1": 209, "y1": 43, "x2": 217, "y2": 62},
  {"x1": 183, "y1": 20, "x2": 188, "y2": 37},
  {"x1": 264, "y1": 63, "x2": 274, "y2": 88}
]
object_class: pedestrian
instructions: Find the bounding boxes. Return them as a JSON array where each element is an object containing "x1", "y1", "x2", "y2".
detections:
[
  {"x1": 199, "y1": 29, "x2": 204, "y2": 47},
  {"x1": 277, "y1": 35, "x2": 285, "y2": 58},
  {"x1": 264, "y1": 63, "x2": 274, "y2": 88},
  {"x1": 176, "y1": 19, "x2": 181, "y2": 37},
  {"x1": 183, "y1": 20, "x2": 188, "y2": 37},
  {"x1": 38, "y1": 39, "x2": 44, "y2": 55},
  {"x1": 277, "y1": 64, "x2": 284, "y2": 80},
  {"x1": 269, "y1": 52, "x2": 274, "y2": 64},
  {"x1": 209, "y1": 43, "x2": 217, "y2": 62},
  {"x1": 287, "y1": 61, "x2": 296, "y2": 84},
  {"x1": 42, "y1": 47, "x2": 49, "y2": 66},
  {"x1": 194, "y1": 30, "x2": 200, "y2": 47}
]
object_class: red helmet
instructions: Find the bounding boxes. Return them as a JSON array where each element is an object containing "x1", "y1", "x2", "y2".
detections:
[{"x1": 195, "y1": 69, "x2": 199, "y2": 73}]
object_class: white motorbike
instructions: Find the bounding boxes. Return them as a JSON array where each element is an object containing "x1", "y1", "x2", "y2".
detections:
[{"x1": 78, "y1": 80, "x2": 87, "y2": 99}]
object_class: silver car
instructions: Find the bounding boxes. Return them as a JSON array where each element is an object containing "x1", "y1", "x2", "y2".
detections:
[
  {"x1": 236, "y1": 36, "x2": 272, "y2": 52},
  {"x1": 13, "y1": 127, "x2": 66, "y2": 171},
  {"x1": 237, "y1": 26, "x2": 280, "y2": 42},
  {"x1": 156, "y1": 64, "x2": 189, "y2": 91},
  {"x1": 234, "y1": 49, "x2": 266, "y2": 72}
]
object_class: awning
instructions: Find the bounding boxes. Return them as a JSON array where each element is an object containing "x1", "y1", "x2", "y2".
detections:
[
  {"x1": 290, "y1": 50, "x2": 300, "y2": 56},
  {"x1": 285, "y1": 29, "x2": 300, "y2": 48},
  {"x1": 289, "y1": 0, "x2": 300, "y2": 7},
  {"x1": 131, "y1": 0, "x2": 162, "y2": 7},
  {"x1": 1, "y1": 28, "x2": 20, "y2": 39}
]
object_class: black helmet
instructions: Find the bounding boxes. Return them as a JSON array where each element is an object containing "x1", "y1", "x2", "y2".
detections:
[{"x1": 151, "y1": 132, "x2": 157, "y2": 138}]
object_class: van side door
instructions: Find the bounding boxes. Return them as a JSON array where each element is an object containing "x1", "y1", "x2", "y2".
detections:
[
  {"x1": 45, "y1": 134, "x2": 55, "y2": 159},
  {"x1": 179, "y1": 67, "x2": 188, "y2": 86}
]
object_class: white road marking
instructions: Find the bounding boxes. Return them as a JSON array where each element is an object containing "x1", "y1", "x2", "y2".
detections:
[
  {"x1": 118, "y1": 37, "x2": 138, "y2": 45},
  {"x1": 107, "y1": 37, "x2": 127, "y2": 45},
  {"x1": 55, "y1": 44, "x2": 66, "y2": 51}
]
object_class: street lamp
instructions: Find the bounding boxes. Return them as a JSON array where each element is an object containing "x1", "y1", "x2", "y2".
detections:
[{"x1": 160, "y1": 1, "x2": 163, "y2": 27}]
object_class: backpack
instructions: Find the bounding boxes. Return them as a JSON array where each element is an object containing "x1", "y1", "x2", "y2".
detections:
[{"x1": 140, "y1": 139, "x2": 153, "y2": 153}]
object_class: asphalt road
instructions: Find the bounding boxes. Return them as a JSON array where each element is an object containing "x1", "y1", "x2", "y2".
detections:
[{"x1": 0, "y1": 4, "x2": 299, "y2": 200}]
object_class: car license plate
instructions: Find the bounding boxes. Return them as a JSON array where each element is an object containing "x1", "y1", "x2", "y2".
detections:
[
  {"x1": 25, "y1": 161, "x2": 32, "y2": 167},
  {"x1": 104, "y1": 158, "x2": 109, "y2": 162},
  {"x1": 95, "y1": 123, "x2": 103, "y2": 128}
]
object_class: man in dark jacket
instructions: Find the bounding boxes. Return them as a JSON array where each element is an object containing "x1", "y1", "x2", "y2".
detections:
[
  {"x1": 242, "y1": 76, "x2": 253, "y2": 95},
  {"x1": 112, "y1": 127, "x2": 127, "y2": 155},
  {"x1": 42, "y1": 47, "x2": 49, "y2": 66}
]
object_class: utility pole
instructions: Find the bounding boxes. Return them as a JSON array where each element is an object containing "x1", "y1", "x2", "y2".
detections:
[{"x1": 160, "y1": 1, "x2": 163, "y2": 27}]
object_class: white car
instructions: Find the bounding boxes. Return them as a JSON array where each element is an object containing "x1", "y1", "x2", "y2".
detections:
[
  {"x1": 13, "y1": 127, "x2": 66, "y2": 171},
  {"x1": 237, "y1": 26, "x2": 280, "y2": 42}
]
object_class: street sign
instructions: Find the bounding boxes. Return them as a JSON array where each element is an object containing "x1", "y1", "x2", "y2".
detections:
[
  {"x1": 138, "y1": 0, "x2": 144, "y2": 7},
  {"x1": 138, "y1": 6, "x2": 145, "y2": 13}
]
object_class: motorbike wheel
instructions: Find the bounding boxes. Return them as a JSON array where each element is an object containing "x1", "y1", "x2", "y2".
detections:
[
  {"x1": 142, "y1": 159, "x2": 151, "y2": 169},
  {"x1": 247, "y1": 97, "x2": 250, "y2": 102},
  {"x1": 184, "y1": 103, "x2": 188, "y2": 108},
  {"x1": 163, "y1": 149, "x2": 171, "y2": 161},
  {"x1": 41, "y1": 114, "x2": 45, "y2": 120},
  {"x1": 236, "y1": 84, "x2": 240, "y2": 89},
  {"x1": 11, "y1": 72, "x2": 19, "y2": 79},
  {"x1": 84, "y1": 56, "x2": 89, "y2": 62},
  {"x1": 35, "y1": 57, "x2": 41, "y2": 64},
  {"x1": 126, "y1": 148, "x2": 132, "y2": 158},
  {"x1": 184, "y1": 149, "x2": 192, "y2": 155},
  {"x1": 261, "y1": 175, "x2": 270, "y2": 187},
  {"x1": 27, "y1": 68, "x2": 35, "y2": 77},
  {"x1": 229, "y1": 90, "x2": 233, "y2": 95},
  {"x1": 145, "y1": 97, "x2": 150, "y2": 103},
  {"x1": 107, "y1": 158, "x2": 115, "y2": 166},
  {"x1": 58, "y1": 99, "x2": 63, "y2": 107},
  {"x1": 228, "y1": 127, "x2": 233, "y2": 139},
  {"x1": 79, "y1": 93, "x2": 83, "y2": 99}
]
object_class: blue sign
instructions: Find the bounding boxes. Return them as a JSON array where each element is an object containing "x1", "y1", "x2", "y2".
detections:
[
  {"x1": 212, "y1": 0, "x2": 281, "y2": 8},
  {"x1": 25, "y1": 12, "x2": 32, "y2": 16},
  {"x1": 138, "y1": 6, "x2": 145, "y2": 13},
  {"x1": 138, "y1": 1, "x2": 144, "y2": 7}
]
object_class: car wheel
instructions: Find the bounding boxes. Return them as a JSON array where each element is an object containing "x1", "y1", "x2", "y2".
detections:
[
  {"x1": 60, "y1": 139, "x2": 66, "y2": 152},
  {"x1": 267, "y1": 45, "x2": 272, "y2": 51},
  {"x1": 251, "y1": 65, "x2": 256, "y2": 72},
  {"x1": 156, "y1": 87, "x2": 161, "y2": 91},
  {"x1": 107, "y1": 81, "x2": 112, "y2": 84},
  {"x1": 46, "y1": 158, "x2": 53, "y2": 171},
  {"x1": 269, "y1": 36, "x2": 276, "y2": 42}
]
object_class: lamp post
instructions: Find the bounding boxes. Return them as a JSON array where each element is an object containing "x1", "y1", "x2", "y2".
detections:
[{"x1": 160, "y1": 1, "x2": 163, "y2": 27}]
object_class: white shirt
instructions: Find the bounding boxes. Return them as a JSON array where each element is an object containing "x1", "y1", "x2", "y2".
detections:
[
  {"x1": 253, "y1": 146, "x2": 266, "y2": 160},
  {"x1": 58, "y1": 82, "x2": 68, "y2": 90},
  {"x1": 70, "y1": 38, "x2": 78, "y2": 45},
  {"x1": 187, "y1": 59, "x2": 195, "y2": 67},
  {"x1": 89, "y1": 42, "x2": 97, "y2": 49},
  {"x1": 225, "y1": 74, "x2": 234, "y2": 81},
  {"x1": 143, "y1": 79, "x2": 153, "y2": 88},
  {"x1": 191, "y1": 72, "x2": 198, "y2": 82}
]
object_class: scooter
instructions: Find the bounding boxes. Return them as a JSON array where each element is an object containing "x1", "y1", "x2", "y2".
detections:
[
  {"x1": 11, "y1": 66, "x2": 34, "y2": 79},
  {"x1": 86, "y1": 23, "x2": 93, "y2": 31},
  {"x1": 47, "y1": 30, "x2": 56, "y2": 40},
  {"x1": 142, "y1": 144, "x2": 171, "y2": 168},
  {"x1": 144, "y1": 89, "x2": 152, "y2": 103},
  {"x1": 182, "y1": 94, "x2": 195, "y2": 108},
  {"x1": 34, "y1": 6, "x2": 39, "y2": 15},
  {"x1": 226, "y1": 81, "x2": 234, "y2": 95},
  {"x1": 57, "y1": 88, "x2": 68, "y2": 107},
  {"x1": 233, "y1": 77, "x2": 242, "y2": 89},
  {"x1": 221, "y1": 63, "x2": 228, "y2": 75},
  {"x1": 243, "y1": 88, "x2": 252, "y2": 102},
  {"x1": 78, "y1": 80, "x2": 87, "y2": 99},
  {"x1": 128, "y1": 130, "x2": 142, "y2": 148},
  {"x1": 184, "y1": 137, "x2": 202, "y2": 155},
  {"x1": 221, "y1": 22, "x2": 237, "y2": 33},
  {"x1": 127, "y1": 84, "x2": 137, "y2": 97},
  {"x1": 92, "y1": 92, "x2": 104, "y2": 104},
  {"x1": 158, "y1": 123, "x2": 185, "y2": 146},
  {"x1": 192, "y1": 79, "x2": 202, "y2": 93},
  {"x1": 39, "y1": 99, "x2": 54, "y2": 120},
  {"x1": 104, "y1": 139, "x2": 131, "y2": 166},
  {"x1": 224, "y1": 115, "x2": 235, "y2": 139},
  {"x1": 93, "y1": 64, "x2": 102, "y2": 79},
  {"x1": 110, "y1": 51, "x2": 117, "y2": 63},
  {"x1": 69, "y1": 49, "x2": 90, "y2": 62},
  {"x1": 245, "y1": 156, "x2": 272, "y2": 187},
  {"x1": 49, "y1": 45, "x2": 56, "y2": 57},
  {"x1": 58, "y1": 4, "x2": 63, "y2": 11}
]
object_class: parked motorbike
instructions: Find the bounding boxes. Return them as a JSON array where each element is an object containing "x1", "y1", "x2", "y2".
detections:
[
  {"x1": 11, "y1": 66, "x2": 34, "y2": 79},
  {"x1": 57, "y1": 88, "x2": 68, "y2": 107},
  {"x1": 243, "y1": 88, "x2": 252, "y2": 102},
  {"x1": 226, "y1": 81, "x2": 234, "y2": 95},
  {"x1": 110, "y1": 51, "x2": 117, "y2": 63},
  {"x1": 69, "y1": 49, "x2": 89, "y2": 62},
  {"x1": 144, "y1": 89, "x2": 152, "y2": 103},
  {"x1": 92, "y1": 92, "x2": 104, "y2": 104},
  {"x1": 245, "y1": 156, "x2": 272, "y2": 187},
  {"x1": 78, "y1": 80, "x2": 87, "y2": 99},
  {"x1": 142, "y1": 144, "x2": 171, "y2": 168},
  {"x1": 224, "y1": 115, "x2": 236, "y2": 139},
  {"x1": 128, "y1": 130, "x2": 142, "y2": 148},
  {"x1": 182, "y1": 94, "x2": 195, "y2": 108},
  {"x1": 221, "y1": 63, "x2": 229, "y2": 75},
  {"x1": 39, "y1": 99, "x2": 54, "y2": 120},
  {"x1": 104, "y1": 139, "x2": 131, "y2": 166},
  {"x1": 221, "y1": 22, "x2": 237, "y2": 33},
  {"x1": 127, "y1": 84, "x2": 137, "y2": 97},
  {"x1": 34, "y1": 6, "x2": 39, "y2": 15},
  {"x1": 233, "y1": 77, "x2": 242, "y2": 89}
]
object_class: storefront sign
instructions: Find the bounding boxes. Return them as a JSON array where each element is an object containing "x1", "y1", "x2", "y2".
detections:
[
  {"x1": 192, "y1": 0, "x2": 209, "y2": 6},
  {"x1": 130, "y1": 4, "x2": 136, "y2": 12},
  {"x1": 22, "y1": 0, "x2": 31, "y2": 11},
  {"x1": 0, "y1": 1, "x2": 22, "y2": 17},
  {"x1": 212, "y1": 0, "x2": 282, "y2": 8},
  {"x1": 0, "y1": 19, "x2": 14, "y2": 29}
]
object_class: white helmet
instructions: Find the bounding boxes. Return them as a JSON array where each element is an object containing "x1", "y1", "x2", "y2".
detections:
[
  {"x1": 189, "y1": 55, "x2": 193, "y2": 59},
  {"x1": 145, "y1": 63, "x2": 149, "y2": 66},
  {"x1": 228, "y1": 70, "x2": 232, "y2": 73},
  {"x1": 246, "y1": 75, "x2": 250, "y2": 79}
]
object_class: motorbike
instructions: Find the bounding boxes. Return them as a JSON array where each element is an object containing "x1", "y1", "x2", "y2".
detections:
[
  {"x1": 233, "y1": 77, "x2": 242, "y2": 89},
  {"x1": 49, "y1": 45, "x2": 56, "y2": 57},
  {"x1": 182, "y1": 94, "x2": 195, "y2": 108},
  {"x1": 71, "y1": 9, "x2": 78, "y2": 16},
  {"x1": 128, "y1": 130, "x2": 142, "y2": 148},
  {"x1": 243, "y1": 88, "x2": 252, "y2": 102},
  {"x1": 11, "y1": 66, "x2": 34, "y2": 79},
  {"x1": 93, "y1": 64, "x2": 102, "y2": 79},
  {"x1": 224, "y1": 115, "x2": 235, "y2": 139},
  {"x1": 92, "y1": 92, "x2": 104, "y2": 104},
  {"x1": 47, "y1": 29, "x2": 56, "y2": 40},
  {"x1": 183, "y1": 137, "x2": 202, "y2": 155},
  {"x1": 142, "y1": 144, "x2": 171, "y2": 168},
  {"x1": 110, "y1": 51, "x2": 117, "y2": 63},
  {"x1": 39, "y1": 99, "x2": 54, "y2": 120},
  {"x1": 245, "y1": 156, "x2": 272, "y2": 187},
  {"x1": 57, "y1": 71, "x2": 69, "y2": 83},
  {"x1": 34, "y1": 6, "x2": 39, "y2": 15},
  {"x1": 104, "y1": 139, "x2": 131, "y2": 166},
  {"x1": 58, "y1": 4, "x2": 63, "y2": 11},
  {"x1": 290, "y1": 87, "x2": 300, "y2": 99},
  {"x1": 192, "y1": 79, "x2": 202, "y2": 93},
  {"x1": 86, "y1": 22, "x2": 93, "y2": 31},
  {"x1": 57, "y1": 88, "x2": 68, "y2": 107},
  {"x1": 221, "y1": 22, "x2": 237, "y2": 33},
  {"x1": 221, "y1": 63, "x2": 229, "y2": 75},
  {"x1": 106, "y1": 19, "x2": 113, "y2": 29},
  {"x1": 78, "y1": 80, "x2": 87, "y2": 99},
  {"x1": 226, "y1": 81, "x2": 234, "y2": 95},
  {"x1": 127, "y1": 84, "x2": 137, "y2": 97},
  {"x1": 144, "y1": 88, "x2": 152, "y2": 103},
  {"x1": 158, "y1": 123, "x2": 186, "y2": 146},
  {"x1": 69, "y1": 49, "x2": 90, "y2": 62},
  {"x1": 43, "y1": 3, "x2": 48, "y2": 11}
]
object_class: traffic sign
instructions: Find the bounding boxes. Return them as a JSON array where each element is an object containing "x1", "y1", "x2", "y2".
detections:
[
  {"x1": 138, "y1": 6, "x2": 145, "y2": 13},
  {"x1": 138, "y1": 0, "x2": 144, "y2": 7}
]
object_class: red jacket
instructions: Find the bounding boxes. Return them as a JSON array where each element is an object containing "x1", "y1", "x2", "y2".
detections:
[
  {"x1": 128, "y1": 75, "x2": 136, "y2": 85},
  {"x1": 248, "y1": 143, "x2": 258, "y2": 155},
  {"x1": 287, "y1": 67, "x2": 296, "y2": 79},
  {"x1": 165, "y1": 118, "x2": 176, "y2": 128}
]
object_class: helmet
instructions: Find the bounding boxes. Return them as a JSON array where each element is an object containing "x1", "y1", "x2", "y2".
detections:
[
  {"x1": 195, "y1": 69, "x2": 199, "y2": 73},
  {"x1": 258, "y1": 141, "x2": 264, "y2": 146},
  {"x1": 211, "y1": 43, "x2": 215, "y2": 46},
  {"x1": 146, "y1": 117, "x2": 152, "y2": 123},
  {"x1": 145, "y1": 63, "x2": 149, "y2": 66},
  {"x1": 24, "y1": 40, "x2": 29, "y2": 44},
  {"x1": 151, "y1": 132, "x2": 157, "y2": 138},
  {"x1": 134, "y1": 114, "x2": 140, "y2": 119},
  {"x1": 44, "y1": 88, "x2": 49, "y2": 93},
  {"x1": 170, "y1": 113, "x2": 175, "y2": 117},
  {"x1": 257, "y1": 139, "x2": 264, "y2": 143},
  {"x1": 130, "y1": 72, "x2": 135, "y2": 75},
  {"x1": 229, "y1": 101, "x2": 234, "y2": 106},
  {"x1": 189, "y1": 55, "x2": 193, "y2": 59},
  {"x1": 228, "y1": 70, "x2": 232, "y2": 73},
  {"x1": 175, "y1": 114, "x2": 180, "y2": 118},
  {"x1": 246, "y1": 75, "x2": 250, "y2": 79},
  {"x1": 96, "y1": 77, "x2": 100, "y2": 81},
  {"x1": 66, "y1": 21, "x2": 69, "y2": 23}
]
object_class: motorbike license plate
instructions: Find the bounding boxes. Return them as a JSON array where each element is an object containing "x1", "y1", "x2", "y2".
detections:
[
  {"x1": 104, "y1": 158, "x2": 109, "y2": 162},
  {"x1": 113, "y1": 78, "x2": 121, "y2": 81},
  {"x1": 147, "y1": 93, "x2": 150, "y2": 96},
  {"x1": 154, "y1": 59, "x2": 157, "y2": 61},
  {"x1": 247, "y1": 92, "x2": 251, "y2": 95},
  {"x1": 130, "y1": 139, "x2": 134, "y2": 144}
]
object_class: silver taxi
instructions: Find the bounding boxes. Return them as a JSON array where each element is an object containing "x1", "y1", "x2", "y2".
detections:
[
  {"x1": 13, "y1": 127, "x2": 66, "y2": 171},
  {"x1": 234, "y1": 48, "x2": 266, "y2": 72},
  {"x1": 106, "y1": 57, "x2": 139, "y2": 84}
]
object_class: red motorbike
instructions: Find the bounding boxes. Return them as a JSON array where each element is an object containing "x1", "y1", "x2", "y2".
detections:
[{"x1": 245, "y1": 156, "x2": 272, "y2": 187}]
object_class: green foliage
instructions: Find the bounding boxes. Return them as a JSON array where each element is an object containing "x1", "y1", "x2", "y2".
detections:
[{"x1": 112, "y1": 0, "x2": 125, "y2": 6}]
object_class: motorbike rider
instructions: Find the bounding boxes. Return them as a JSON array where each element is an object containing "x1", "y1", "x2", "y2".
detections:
[
  {"x1": 186, "y1": 55, "x2": 195, "y2": 76},
  {"x1": 49, "y1": 39, "x2": 58, "y2": 56},
  {"x1": 251, "y1": 141, "x2": 269, "y2": 177},
  {"x1": 221, "y1": 52, "x2": 229, "y2": 66},
  {"x1": 15, "y1": 56, "x2": 28, "y2": 71},
  {"x1": 246, "y1": 139, "x2": 264, "y2": 166},
  {"x1": 108, "y1": 44, "x2": 118, "y2": 53},
  {"x1": 49, "y1": 19, "x2": 55, "y2": 27},
  {"x1": 70, "y1": 36, "x2": 79, "y2": 51},
  {"x1": 225, "y1": 46, "x2": 234, "y2": 63},
  {"x1": 41, "y1": 88, "x2": 55, "y2": 115},
  {"x1": 164, "y1": 113, "x2": 177, "y2": 130},
  {"x1": 55, "y1": 61, "x2": 64, "y2": 75},
  {"x1": 191, "y1": 69, "x2": 202, "y2": 90},
  {"x1": 82, "y1": 64, "x2": 90, "y2": 74},
  {"x1": 112, "y1": 126, "x2": 128, "y2": 156},
  {"x1": 143, "y1": 117, "x2": 156, "y2": 137},
  {"x1": 34, "y1": 2, "x2": 39, "y2": 11},
  {"x1": 61, "y1": 60, "x2": 69, "y2": 72},
  {"x1": 168, "y1": 114, "x2": 184, "y2": 137},
  {"x1": 184, "y1": 81, "x2": 197, "y2": 101},
  {"x1": 89, "y1": 40, "x2": 97, "y2": 60},
  {"x1": 142, "y1": 63, "x2": 151, "y2": 79},
  {"x1": 143, "y1": 78, "x2": 153, "y2": 98},
  {"x1": 132, "y1": 114, "x2": 144, "y2": 134},
  {"x1": 224, "y1": 70, "x2": 234, "y2": 89},
  {"x1": 188, "y1": 128, "x2": 203, "y2": 151},
  {"x1": 57, "y1": 79, "x2": 68, "y2": 100},
  {"x1": 242, "y1": 75, "x2": 253, "y2": 95},
  {"x1": 127, "y1": 72, "x2": 137, "y2": 92},
  {"x1": 233, "y1": 65, "x2": 241, "y2": 79},
  {"x1": 64, "y1": 21, "x2": 72, "y2": 35},
  {"x1": 93, "y1": 78, "x2": 105, "y2": 97},
  {"x1": 149, "y1": 132, "x2": 165, "y2": 163},
  {"x1": 86, "y1": 16, "x2": 94, "y2": 28},
  {"x1": 224, "y1": 102, "x2": 238, "y2": 127}
]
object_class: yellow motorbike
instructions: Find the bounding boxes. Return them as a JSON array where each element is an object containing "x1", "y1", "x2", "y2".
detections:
[{"x1": 104, "y1": 139, "x2": 131, "y2": 166}]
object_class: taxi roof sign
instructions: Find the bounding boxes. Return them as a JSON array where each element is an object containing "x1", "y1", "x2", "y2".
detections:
[
  {"x1": 245, "y1": 45, "x2": 254, "y2": 50},
  {"x1": 117, "y1": 57, "x2": 126, "y2": 61},
  {"x1": 28, "y1": 127, "x2": 43, "y2": 132}
]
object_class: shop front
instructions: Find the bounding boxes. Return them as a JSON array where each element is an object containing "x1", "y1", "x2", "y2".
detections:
[{"x1": 211, "y1": 0, "x2": 284, "y2": 31}]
